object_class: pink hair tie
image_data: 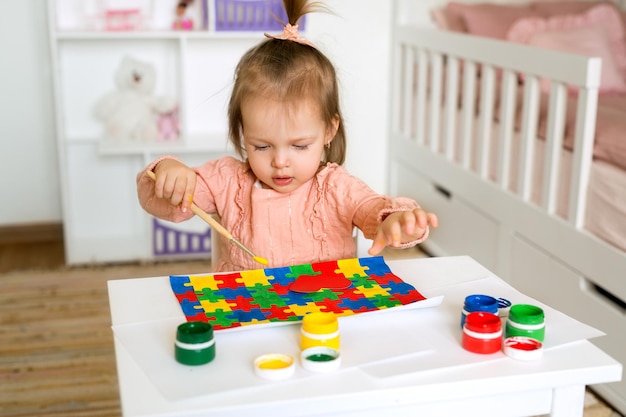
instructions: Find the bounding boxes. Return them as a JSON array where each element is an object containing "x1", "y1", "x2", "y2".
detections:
[{"x1": 264, "y1": 23, "x2": 316, "y2": 48}]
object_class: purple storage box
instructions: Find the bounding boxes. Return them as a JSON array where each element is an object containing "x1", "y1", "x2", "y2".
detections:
[
  {"x1": 214, "y1": 0, "x2": 306, "y2": 31},
  {"x1": 152, "y1": 218, "x2": 212, "y2": 258}
]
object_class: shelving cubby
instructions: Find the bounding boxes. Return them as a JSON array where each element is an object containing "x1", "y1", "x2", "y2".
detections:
[{"x1": 48, "y1": 0, "x2": 272, "y2": 264}]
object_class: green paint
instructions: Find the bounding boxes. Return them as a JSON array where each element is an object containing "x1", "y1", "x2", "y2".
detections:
[{"x1": 306, "y1": 353, "x2": 336, "y2": 362}]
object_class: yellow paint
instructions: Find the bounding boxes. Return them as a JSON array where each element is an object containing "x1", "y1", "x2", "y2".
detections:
[
  {"x1": 257, "y1": 356, "x2": 293, "y2": 369},
  {"x1": 254, "y1": 256, "x2": 269, "y2": 265}
]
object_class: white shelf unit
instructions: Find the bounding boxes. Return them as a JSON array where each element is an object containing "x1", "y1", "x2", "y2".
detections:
[{"x1": 47, "y1": 0, "x2": 267, "y2": 264}]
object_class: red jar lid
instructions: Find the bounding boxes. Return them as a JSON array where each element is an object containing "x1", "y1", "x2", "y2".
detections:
[{"x1": 465, "y1": 311, "x2": 501, "y2": 333}]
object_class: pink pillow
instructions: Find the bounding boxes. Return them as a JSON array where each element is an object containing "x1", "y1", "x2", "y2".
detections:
[
  {"x1": 531, "y1": 1, "x2": 614, "y2": 17},
  {"x1": 532, "y1": 26, "x2": 626, "y2": 93},
  {"x1": 446, "y1": 2, "x2": 539, "y2": 39},
  {"x1": 431, "y1": 7, "x2": 451, "y2": 31},
  {"x1": 439, "y1": 2, "x2": 470, "y2": 33},
  {"x1": 508, "y1": 4, "x2": 626, "y2": 92}
]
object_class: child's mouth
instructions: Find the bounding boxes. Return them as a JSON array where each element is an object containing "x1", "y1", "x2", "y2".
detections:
[{"x1": 273, "y1": 177, "x2": 293, "y2": 186}]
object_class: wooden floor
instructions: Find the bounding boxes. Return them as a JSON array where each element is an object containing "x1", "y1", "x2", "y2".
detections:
[
  {"x1": 0, "y1": 232, "x2": 621, "y2": 417},
  {"x1": 0, "y1": 234, "x2": 213, "y2": 417}
]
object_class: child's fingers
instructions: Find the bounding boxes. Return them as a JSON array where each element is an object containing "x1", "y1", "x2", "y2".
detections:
[
  {"x1": 180, "y1": 179, "x2": 195, "y2": 213},
  {"x1": 368, "y1": 235, "x2": 387, "y2": 255},
  {"x1": 428, "y1": 212, "x2": 439, "y2": 228}
]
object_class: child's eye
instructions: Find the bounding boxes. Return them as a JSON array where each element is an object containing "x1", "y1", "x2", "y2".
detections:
[
  {"x1": 254, "y1": 145, "x2": 269, "y2": 151},
  {"x1": 293, "y1": 144, "x2": 309, "y2": 150}
]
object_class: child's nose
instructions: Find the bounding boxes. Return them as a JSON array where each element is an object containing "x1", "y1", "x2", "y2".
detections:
[{"x1": 271, "y1": 150, "x2": 289, "y2": 168}]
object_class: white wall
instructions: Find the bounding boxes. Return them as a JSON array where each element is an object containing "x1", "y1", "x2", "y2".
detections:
[
  {"x1": 308, "y1": 1, "x2": 394, "y2": 193},
  {"x1": 0, "y1": 0, "x2": 396, "y2": 228},
  {"x1": 0, "y1": 1, "x2": 61, "y2": 226}
]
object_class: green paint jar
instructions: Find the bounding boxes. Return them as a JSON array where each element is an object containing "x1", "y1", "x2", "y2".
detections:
[
  {"x1": 175, "y1": 321, "x2": 216, "y2": 366},
  {"x1": 505, "y1": 304, "x2": 545, "y2": 342}
]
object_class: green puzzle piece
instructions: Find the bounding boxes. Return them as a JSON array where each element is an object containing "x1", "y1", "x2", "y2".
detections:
[
  {"x1": 307, "y1": 288, "x2": 341, "y2": 302},
  {"x1": 248, "y1": 283, "x2": 286, "y2": 308},
  {"x1": 207, "y1": 308, "x2": 238, "y2": 328},
  {"x1": 286, "y1": 264, "x2": 320, "y2": 280},
  {"x1": 349, "y1": 274, "x2": 377, "y2": 289},
  {"x1": 196, "y1": 287, "x2": 225, "y2": 303},
  {"x1": 370, "y1": 294, "x2": 401, "y2": 309}
]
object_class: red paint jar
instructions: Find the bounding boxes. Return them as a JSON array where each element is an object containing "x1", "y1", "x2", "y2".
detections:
[{"x1": 462, "y1": 312, "x2": 502, "y2": 354}]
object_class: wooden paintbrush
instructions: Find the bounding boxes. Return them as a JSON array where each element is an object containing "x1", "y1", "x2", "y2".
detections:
[{"x1": 146, "y1": 170, "x2": 268, "y2": 266}]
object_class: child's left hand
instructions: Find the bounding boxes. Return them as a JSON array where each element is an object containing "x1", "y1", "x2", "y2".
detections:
[{"x1": 368, "y1": 208, "x2": 438, "y2": 256}]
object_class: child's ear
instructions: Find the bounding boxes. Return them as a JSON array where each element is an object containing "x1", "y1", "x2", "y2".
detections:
[{"x1": 326, "y1": 115, "x2": 340, "y2": 141}]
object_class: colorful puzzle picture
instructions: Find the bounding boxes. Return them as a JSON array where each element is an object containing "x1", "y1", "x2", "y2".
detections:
[{"x1": 169, "y1": 256, "x2": 427, "y2": 330}]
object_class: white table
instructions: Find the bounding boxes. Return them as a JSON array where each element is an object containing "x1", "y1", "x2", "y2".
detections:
[{"x1": 108, "y1": 256, "x2": 622, "y2": 417}]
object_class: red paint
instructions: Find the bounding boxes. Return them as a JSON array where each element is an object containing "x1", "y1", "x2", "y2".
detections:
[
  {"x1": 290, "y1": 274, "x2": 352, "y2": 293},
  {"x1": 462, "y1": 312, "x2": 502, "y2": 354},
  {"x1": 505, "y1": 337, "x2": 542, "y2": 351}
]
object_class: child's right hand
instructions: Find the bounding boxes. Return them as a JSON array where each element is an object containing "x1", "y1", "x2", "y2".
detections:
[{"x1": 151, "y1": 159, "x2": 196, "y2": 213}]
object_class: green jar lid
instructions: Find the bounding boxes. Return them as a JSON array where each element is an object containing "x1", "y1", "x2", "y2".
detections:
[
  {"x1": 176, "y1": 321, "x2": 213, "y2": 344},
  {"x1": 509, "y1": 304, "x2": 544, "y2": 325}
]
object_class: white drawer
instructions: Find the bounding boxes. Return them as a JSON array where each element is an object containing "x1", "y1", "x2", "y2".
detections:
[
  {"x1": 511, "y1": 236, "x2": 626, "y2": 412},
  {"x1": 389, "y1": 161, "x2": 499, "y2": 272}
]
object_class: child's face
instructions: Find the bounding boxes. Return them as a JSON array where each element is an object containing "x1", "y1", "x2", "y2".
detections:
[{"x1": 242, "y1": 95, "x2": 338, "y2": 193}]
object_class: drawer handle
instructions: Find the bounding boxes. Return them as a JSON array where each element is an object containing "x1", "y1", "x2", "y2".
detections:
[
  {"x1": 588, "y1": 282, "x2": 626, "y2": 313},
  {"x1": 434, "y1": 184, "x2": 452, "y2": 199}
]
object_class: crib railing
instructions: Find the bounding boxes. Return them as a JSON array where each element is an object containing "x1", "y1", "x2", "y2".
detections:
[{"x1": 392, "y1": 27, "x2": 601, "y2": 229}]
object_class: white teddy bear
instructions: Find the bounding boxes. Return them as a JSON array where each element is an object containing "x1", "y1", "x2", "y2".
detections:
[{"x1": 94, "y1": 56, "x2": 177, "y2": 142}]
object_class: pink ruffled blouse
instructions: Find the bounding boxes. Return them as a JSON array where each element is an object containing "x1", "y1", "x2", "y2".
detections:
[{"x1": 137, "y1": 157, "x2": 427, "y2": 272}]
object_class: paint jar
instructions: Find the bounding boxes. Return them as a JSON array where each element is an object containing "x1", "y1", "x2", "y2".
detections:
[
  {"x1": 300, "y1": 312, "x2": 340, "y2": 351},
  {"x1": 503, "y1": 337, "x2": 544, "y2": 361},
  {"x1": 461, "y1": 294, "x2": 499, "y2": 328},
  {"x1": 253, "y1": 354, "x2": 295, "y2": 380},
  {"x1": 462, "y1": 311, "x2": 502, "y2": 354},
  {"x1": 175, "y1": 321, "x2": 215, "y2": 366},
  {"x1": 301, "y1": 346, "x2": 341, "y2": 372},
  {"x1": 505, "y1": 304, "x2": 545, "y2": 342}
]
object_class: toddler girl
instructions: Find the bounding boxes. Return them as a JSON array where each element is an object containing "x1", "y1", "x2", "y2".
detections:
[{"x1": 137, "y1": 0, "x2": 438, "y2": 272}]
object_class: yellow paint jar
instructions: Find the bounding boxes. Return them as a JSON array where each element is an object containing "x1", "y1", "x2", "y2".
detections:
[{"x1": 300, "y1": 312, "x2": 340, "y2": 350}]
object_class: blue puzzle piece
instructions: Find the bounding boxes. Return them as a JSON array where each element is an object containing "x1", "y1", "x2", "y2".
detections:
[
  {"x1": 228, "y1": 308, "x2": 267, "y2": 323},
  {"x1": 170, "y1": 275, "x2": 192, "y2": 294},
  {"x1": 264, "y1": 266, "x2": 294, "y2": 286},
  {"x1": 337, "y1": 296, "x2": 377, "y2": 312},
  {"x1": 382, "y1": 278, "x2": 417, "y2": 296},
  {"x1": 180, "y1": 298, "x2": 202, "y2": 316},
  {"x1": 358, "y1": 256, "x2": 391, "y2": 277},
  {"x1": 217, "y1": 286, "x2": 253, "y2": 300},
  {"x1": 283, "y1": 290, "x2": 316, "y2": 306}
]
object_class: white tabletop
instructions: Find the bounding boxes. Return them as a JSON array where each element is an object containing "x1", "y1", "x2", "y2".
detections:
[{"x1": 108, "y1": 256, "x2": 622, "y2": 417}]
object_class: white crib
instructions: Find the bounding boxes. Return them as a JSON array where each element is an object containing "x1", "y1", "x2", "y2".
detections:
[{"x1": 388, "y1": 26, "x2": 626, "y2": 412}]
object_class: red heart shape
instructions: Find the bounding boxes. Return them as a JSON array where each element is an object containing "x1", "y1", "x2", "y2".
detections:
[{"x1": 289, "y1": 274, "x2": 352, "y2": 293}]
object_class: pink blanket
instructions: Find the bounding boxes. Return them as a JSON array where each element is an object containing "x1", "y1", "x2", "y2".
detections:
[{"x1": 514, "y1": 89, "x2": 626, "y2": 172}]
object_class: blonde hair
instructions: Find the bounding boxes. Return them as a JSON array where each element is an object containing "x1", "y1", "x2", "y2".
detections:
[{"x1": 228, "y1": 0, "x2": 346, "y2": 165}]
